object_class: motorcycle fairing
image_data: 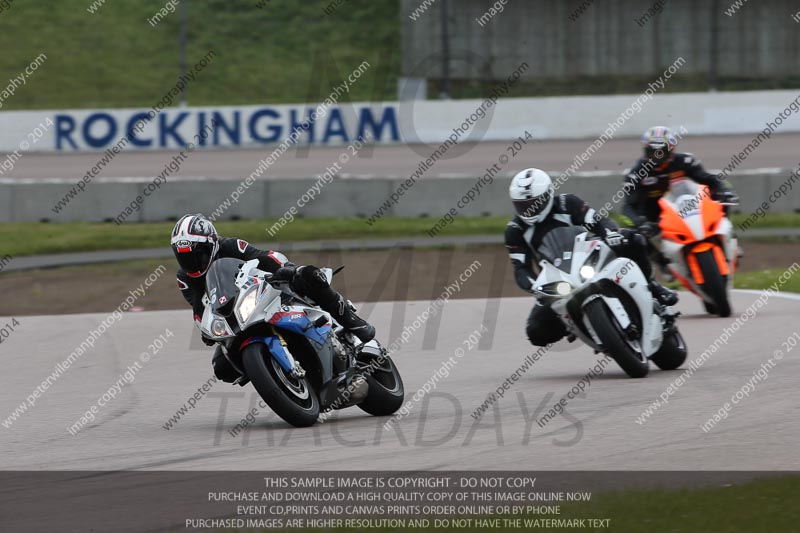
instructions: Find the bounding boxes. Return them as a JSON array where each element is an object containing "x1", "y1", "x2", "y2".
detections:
[
  {"x1": 268, "y1": 311, "x2": 331, "y2": 346},
  {"x1": 241, "y1": 335, "x2": 296, "y2": 372},
  {"x1": 658, "y1": 180, "x2": 737, "y2": 295}
]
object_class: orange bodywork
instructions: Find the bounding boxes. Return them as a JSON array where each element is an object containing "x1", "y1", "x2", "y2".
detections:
[
  {"x1": 658, "y1": 196, "x2": 696, "y2": 245},
  {"x1": 659, "y1": 185, "x2": 730, "y2": 286},
  {"x1": 700, "y1": 187, "x2": 725, "y2": 237}
]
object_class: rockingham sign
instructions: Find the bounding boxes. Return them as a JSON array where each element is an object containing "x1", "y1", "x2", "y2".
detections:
[
  {"x1": 3, "y1": 89, "x2": 800, "y2": 152},
  {"x1": 0, "y1": 102, "x2": 400, "y2": 152},
  {"x1": 52, "y1": 104, "x2": 399, "y2": 151}
]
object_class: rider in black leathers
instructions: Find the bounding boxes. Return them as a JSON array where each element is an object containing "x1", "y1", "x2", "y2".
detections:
[
  {"x1": 170, "y1": 214, "x2": 374, "y2": 382},
  {"x1": 622, "y1": 126, "x2": 739, "y2": 270},
  {"x1": 506, "y1": 168, "x2": 678, "y2": 347}
]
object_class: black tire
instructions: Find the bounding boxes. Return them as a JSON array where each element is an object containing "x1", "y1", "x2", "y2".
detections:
[
  {"x1": 357, "y1": 354, "x2": 405, "y2": 416},
  {"x1": 696, "y1": 250, "x2": 731, "y2": 317},
  {"x1": 651, "y1": 329, "x2": 688, "y2": 370},
  {"x1": 242, "y1": 343, "x2": 320, "y2": 427},
  {"x1": 584, "y1": 298, "x2": 649, "y2": 378},
  {"x1": 702, "y1": 300, "x2": 717, "y2": 314}
]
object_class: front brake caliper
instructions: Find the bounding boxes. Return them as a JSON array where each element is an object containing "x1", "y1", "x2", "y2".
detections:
[{"x1": 289, "y1": 361, "x2": 306, "y2": 379}]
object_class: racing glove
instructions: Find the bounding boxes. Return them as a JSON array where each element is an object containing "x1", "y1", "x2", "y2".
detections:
[
  {"x1": 273, "y1": 262, "x2": 297, "y2": 282},
  {"x1": 638, "y1": 221, "x2": 661, "y2": 238},
  {"x1": 712, "y1": 189, "x2": 740, "y2": 205}
]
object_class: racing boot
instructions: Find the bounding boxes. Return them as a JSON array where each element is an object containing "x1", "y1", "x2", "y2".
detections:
[
  {"x1": 648, "y1": 279, "x2": 678, "y2": 306},
  {"x1": 330, "y1": 295, "x2": 376, "y2": 343},
  {"x1": 295, "y1": 266, "x2": 376, "y2": 343}
]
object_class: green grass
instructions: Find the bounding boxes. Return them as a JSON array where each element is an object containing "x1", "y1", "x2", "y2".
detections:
[
  {"x1": 735, "y1": 268, "x2": 800, "y2": 293},
  {"x1": 0, "y1": 216, "x2": 508, "y2": 257},
  {"x1": 2, "y1": 212, "x2": 799, "y2": 258},
  {"x1": 263, "y1": 476, "x2": 800, "y2": 533},
  {"x1": 0, "y1": 0, "x2": 400, "y2": 110},
  {"x1": 615, "y1": 211, "x2": 800, "y2": 230},
  {"x1": 730, "y1": 211, "x2": 800, "y2": 229},
  {"x1": 2, "y1": 1, "x2": 799, "y2": 110}
]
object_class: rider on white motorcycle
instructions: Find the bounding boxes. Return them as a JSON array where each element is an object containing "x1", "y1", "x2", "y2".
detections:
[
  {"x1": 170, "y1": 214, "x2": 375, "y2": 382},
  {"x1": 506, "y1": 168, "x2": 678, "y2": 347}
]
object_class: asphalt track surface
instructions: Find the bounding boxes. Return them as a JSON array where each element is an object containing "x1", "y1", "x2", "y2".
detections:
[
  {"x1": 2, "y1": 290, "x2": 798, "y2": 471},
  {"x1": 5, "y1": 133, "x2": 800, "y2": 180}
]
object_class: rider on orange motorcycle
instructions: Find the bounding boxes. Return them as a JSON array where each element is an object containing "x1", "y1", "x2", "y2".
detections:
[{"x1": 622, "y1": 126, "x2": 739, "y2": 271}]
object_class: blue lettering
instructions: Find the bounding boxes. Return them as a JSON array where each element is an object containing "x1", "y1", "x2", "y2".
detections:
[
  {"x1": 322, "y1": 107, "x2": 349, "y2": 143},
  {"x1": 197, "y1": 112, "x2": 207, "y2": 146},
  {"x1": 357, "y1": 107, "x2": 399, "y2": 141},
  {"x1": 125, "y1": 112, "x2": 152, "y2": 147},
  {"x1": 212, "y1": 111, "x2": 240, "y2": 146},
  {"x1": 82, "y1": 113, "x2": 117, "y2": 148},
  {"x1": 159, "y1": 111, "x2": 189, "y2": 147},
  {"x1": 248, "y1": 108, "x2": 282, "y2": 143},
  {"x1": 288, "y1": 108, "x2": 315, "y2": 144},
  {"x1": 55, "y1": 114, "x2": 78, "y2": 150}
]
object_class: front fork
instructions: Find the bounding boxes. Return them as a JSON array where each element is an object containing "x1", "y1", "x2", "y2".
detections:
[{"x1": 240, "y1": 325, "x2": 306, "y2": 378}]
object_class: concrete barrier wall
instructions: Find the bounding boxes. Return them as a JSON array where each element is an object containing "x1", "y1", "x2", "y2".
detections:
[
  {"x1": 4, "y1": 89, "x2": 800, "y2": 153},
  {"x1": 1, "y1": 169, "x2": 796, "y2": 223}
]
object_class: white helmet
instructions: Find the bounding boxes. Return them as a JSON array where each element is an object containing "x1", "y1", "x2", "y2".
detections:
[{"x1": 509, "y1": 168, "x2": 554, "y2": 224}]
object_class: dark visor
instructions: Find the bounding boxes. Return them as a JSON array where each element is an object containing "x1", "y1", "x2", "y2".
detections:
[
  {"x1": 175, "y1": 243, "x2": 213, "y2": 276},
  {"x1": 513, "y1": 191, "x2": 551, "y2": 219},
  {"x1": 645, "y1": 144, "x2": 670, "y2": 161}
]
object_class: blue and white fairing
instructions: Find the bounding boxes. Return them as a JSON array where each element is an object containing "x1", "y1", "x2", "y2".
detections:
[{"x1": 199, "y1": 259, "x2": 364, "y2": 406}]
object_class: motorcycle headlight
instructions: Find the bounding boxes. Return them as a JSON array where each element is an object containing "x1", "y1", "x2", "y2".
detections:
[
  {"x1": 555, "y1": 282, "x2": 572, "y2": 295},
  {"x1": 235, "y1": 289, "x2": 259, "y2": 324},
  {"x1": 537, "y1": 281, "x2": 573, "y2": 297},
  {"x1": 579, "y1": 265, "x2": 596, "y2": 280},
  {"x1": 211, "y1": 318, "x2": 230, "y2": 337}
]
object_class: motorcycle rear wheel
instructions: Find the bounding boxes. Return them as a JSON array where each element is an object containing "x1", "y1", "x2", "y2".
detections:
[
  {"x1": 650, "y1": 329, "x2": 688, "y2": 370},
  {"x1": 357, "y1": 352, "x2": 405, "y2": 416}
]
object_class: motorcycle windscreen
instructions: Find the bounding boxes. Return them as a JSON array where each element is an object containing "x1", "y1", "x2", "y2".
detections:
[
  {"x1": 536, "y1": 226, "x2": 585, "y2": 273},
  {"x1": 205, "y1": 258, "x2": 245, "y2": 316}
]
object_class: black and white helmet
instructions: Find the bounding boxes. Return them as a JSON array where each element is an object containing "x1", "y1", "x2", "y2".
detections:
[
  {"x1": 509, "y1": 168, "x2": 554, "y2": 224},
  {"x1": 170, "y1": 214, "x2": 219, "y2": 277}
]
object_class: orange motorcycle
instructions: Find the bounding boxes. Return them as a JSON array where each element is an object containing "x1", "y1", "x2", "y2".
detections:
[{"x1": 657, "y1": 180, "x2": 739, "y2": 317}]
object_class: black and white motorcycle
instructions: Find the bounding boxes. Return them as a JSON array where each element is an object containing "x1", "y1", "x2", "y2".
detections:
[
  {"x1": 198, "y1": 257, "x2": 404, "y2": 427},
  {"x1": 530, "y1": 227, "x2": 687, "y2": 378}
]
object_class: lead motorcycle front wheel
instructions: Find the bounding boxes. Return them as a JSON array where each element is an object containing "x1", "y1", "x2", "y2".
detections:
[{"x1": 242, "y1": 343, "x2": 320, "y2": 427}]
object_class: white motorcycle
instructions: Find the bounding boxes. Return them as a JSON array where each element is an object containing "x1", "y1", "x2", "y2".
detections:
[
  {"x1": 530, "y1": 226, "x2": 687, "y2": 378},
  {"x1": 657, "y1": 179, "x2": 739, "y2": 317}
]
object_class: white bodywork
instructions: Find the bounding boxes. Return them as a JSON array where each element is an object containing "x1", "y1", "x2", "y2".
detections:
[{"x1": 533, "y1": 231, "x2": 665, "y2": 359}]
